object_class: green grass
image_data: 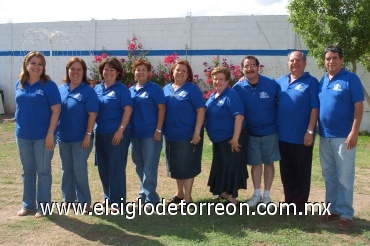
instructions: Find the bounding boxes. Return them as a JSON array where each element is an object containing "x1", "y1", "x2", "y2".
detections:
[{"x1": 0, "y1": 123, "x2": 370, "y2": 245}]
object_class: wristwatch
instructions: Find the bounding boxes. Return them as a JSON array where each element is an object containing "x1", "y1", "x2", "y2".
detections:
[
  {"x1": 306, "y1": 130, "x2": 314, "y2": 135},
  {"x1": 86, "y1": 132, "x2": 92, "y2": 136},
  {"x1": 155, "y1": 129, "x2": 162, "y2": 133}
]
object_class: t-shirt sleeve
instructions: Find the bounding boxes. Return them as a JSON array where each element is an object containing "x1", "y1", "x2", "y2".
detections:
[
  {"x1": 120, "y1": 85, "x2": 133, "y2": 108},
  {"x1": 85, "y1": 87, "x2": 99, "y2": 113},
  {"x1": 190, "y1": 84, "x2": 205, "y2": 110},
  {"x1": 152, "y1": 84, "x2": 166, "y2": 105},
  {"x1": 46, "y1": 81, "x2": 62, "y2": 106},
  {"x1": 349, "y1": 73, "x2": 365, "y2": 104},
  {"x1": 309, "y1": 77, "x2": 320, "y2": 109},
  {"x1": 227, "y1": 90, "x2": 245, "y2": 117}
]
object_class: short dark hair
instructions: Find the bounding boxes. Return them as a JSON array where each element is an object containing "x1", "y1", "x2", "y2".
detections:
[
  {"x1": 98, "y1": 57, "x2": 124, "y2": 81},
  {"x1": 241, "y1": 55, "x2": 260, "y2": 68},
  {"x1": 132, "y1": 59, "x2": 152, "y2": 74},
  {"x1": 211, "y1": 66, "x2": 231, "y2": 81},
  {"x1": 324, "y1": 45, "x2": 343, "y2": 59},
  {"x1": 287, "y1": 50, "x2": 307, "y2": 62},
  {"x1": 63, "y1": 57, "x2": 89, "y2": 84},
  {"x1": 170, "y1": 59, "x2": 193, "y2": 82}
]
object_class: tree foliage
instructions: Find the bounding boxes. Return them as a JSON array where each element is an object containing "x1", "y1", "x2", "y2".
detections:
[
  {"x1": 288, "y1": 0, "x2": 370, "y2": 106},
  {"x1": 287, "y1": 0, "x2": 370, "y2": 72}
]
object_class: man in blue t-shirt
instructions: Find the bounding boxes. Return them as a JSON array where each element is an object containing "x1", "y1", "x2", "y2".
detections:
[
  {"x1": 233, "y1": 56, "x2": 280, "y2": 208},
  {"x1": 276, "y1": 50, "x2": 319, "y2": 214},
  {"x1": 319, "y1": 45, "x2": 364, "y2": 231}
]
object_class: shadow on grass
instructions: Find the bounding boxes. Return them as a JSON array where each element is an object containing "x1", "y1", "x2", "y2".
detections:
[
  {"x1": 97, "y1": 198, "x2": 370, "y2": 241},
  {"x1": 48, "y1": 214, "x2": 163, "y2": 245}
]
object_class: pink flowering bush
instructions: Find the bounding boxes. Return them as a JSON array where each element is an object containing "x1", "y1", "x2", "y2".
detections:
[
  {"x1": 200, "y1": 56, "x2": 242, "y2": 99},
  {"x1": 89, "y1": 36, "x2": 249, "y2": 97},
  {"x1": 88, "y1": 53, "x2": 108, "y2": 87},
  {"x1": 150, "y1": 52, "x2": 179, "y2": 87},
  {"x1": 88, "y1": 36, "x2": 148, "y2": 87}
]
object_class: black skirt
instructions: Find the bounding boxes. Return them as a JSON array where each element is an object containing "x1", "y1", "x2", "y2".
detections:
[{"x1": 207, "y1": 127, "x2": 249, "y2": 198}]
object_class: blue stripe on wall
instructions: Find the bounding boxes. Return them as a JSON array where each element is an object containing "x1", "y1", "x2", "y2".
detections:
[{"x1": 0, "y1": 49, "x2": 308, "y2": 57}]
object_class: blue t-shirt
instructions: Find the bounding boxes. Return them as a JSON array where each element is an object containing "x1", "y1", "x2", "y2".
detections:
[
  {"x1": 276, "y1": 72, "x2": 319, "y2": 144},
  {"x1": 95, "y1": 81, "x2": 133, "y2": 134},
  {"x1": 129, "y1": 81, "x2": 165, "y2": 138},
  {"x1": 319, "y1": 68, "x2": 364, "y2": 138},
  {"x1": 15, "y1": 79, "x2": 61, "y2": 140},
  {"x1": 233, "y1": 75, "x2": 278, "y2": 136},
  {"x1": 163, "y1": 82, "x2": 205, "y2": 141},
  {"x1": 57, "y1": 82, "x2": 99, "y2": 142},
  {"x1": 205, "y1": 88, "x2": 245, "y2": 142}
]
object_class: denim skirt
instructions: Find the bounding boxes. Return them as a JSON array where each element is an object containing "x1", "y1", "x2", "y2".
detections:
[{"x1": 165, "y1": 132, "x2": 204, "y2": 179}]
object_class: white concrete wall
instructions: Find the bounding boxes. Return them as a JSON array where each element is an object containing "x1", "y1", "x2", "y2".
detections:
[{"x1": 1, "y1": 15, "x2": 369, "y2": 130}]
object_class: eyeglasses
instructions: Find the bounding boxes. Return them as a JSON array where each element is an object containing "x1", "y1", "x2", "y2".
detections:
[{"x1": 243, "y1": 64, "x2": 257, "y2": 69}]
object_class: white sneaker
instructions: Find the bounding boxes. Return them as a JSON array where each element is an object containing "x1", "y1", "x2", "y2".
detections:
[
  {"x1": 247, "y1": 195, "x2": 262, "y2": 207},
  {"x1": 261, "y1": 196, "x2": 271, "y2": 205}
]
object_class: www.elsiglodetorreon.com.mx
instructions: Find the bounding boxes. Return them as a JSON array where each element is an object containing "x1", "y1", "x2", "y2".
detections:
[{"x1": 38, "y1": 199, "x2": 333, "y2": 219}]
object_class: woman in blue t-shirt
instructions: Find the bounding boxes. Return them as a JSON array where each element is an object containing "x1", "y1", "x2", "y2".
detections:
[
  {"x1": 15, "y1": 51, "x2": 61, "y2": 218},
  {"x1": 163, "y1": 60, "x2": 205, "y2": 206},
  {"x1": 94, "y1": 57, "x2": 133, "y2": 211},
  {"x1": 205, "y1": 66, "x2": 248, "y2": 205},
  {"x1": 129, "y1": 59, "x2": 166, "y2": 205},
  {"x1": 57, "y1": 57, "x2": 99, "y2": 213}
]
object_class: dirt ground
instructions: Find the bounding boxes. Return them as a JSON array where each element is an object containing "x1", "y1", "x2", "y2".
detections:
[
  {"x1": 0, "y1": 113, "x2": 14, "y2": 124},
  {"x1": 1, "y1": 114, "x2": 369, "y2": 245}
]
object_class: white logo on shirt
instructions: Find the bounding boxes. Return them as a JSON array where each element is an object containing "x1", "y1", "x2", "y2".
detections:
[
  {"x1": 178, "y1": 91, "x2": 188, "y2": 97},
  {"x1": 333, "y1": 83, "x2": 342, "y2": 91},
  {"x1": 139, "y1": 92, "x2": 149, "y2": 98},
  {"x1": 73, "y1": 93, "x2": 83, "y2": 101},
  {"x1": 217, "y1": 99, "x2": 225, "y2": 106},
  {"x1": 107, "y1": 91, "x2": 116, "y2": 97},
  {"x1": 35, "y1": 89, "x2": 44, "y2": 96},
  {"x1": 260, "y1": 92, "x2": 269, "y2": 98},
  {"x1": 295, "y1": 84, "x2": 304, "y2": 92}
]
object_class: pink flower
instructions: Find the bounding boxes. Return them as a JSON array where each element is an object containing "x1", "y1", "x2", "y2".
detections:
[
  {"x1": 204, "y1": 89, "x2": 216, "y2": 99},
  {"x1": 164, "y1": 52, "x2": 178, "y2": 65},
  {"x1": 206, "y1": 78, "x2": 212, "y2": 84},
  {"x1": 128, "y1": 43, "x2": 136, "y2": 51},
  {"x1": 101, "y1": 53, "x2": 108, "y2": 59},
  {"x1": 94, "y1": 55, "x2": 102, "y2": 63}
]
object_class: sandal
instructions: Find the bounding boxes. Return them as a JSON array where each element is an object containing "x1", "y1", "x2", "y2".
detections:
[
  {"x1": 34, "y1": 212, "x2": 44, "y2": 218},
  {"x1": 167, "y1": 196, "x2": 184, "y2": 204},
  {"x1": 224, "y1": 200, "x2": 239, "y2": 206},
  {"x1": 216, "y1": 195, "x2": 229, "y2": 200},
  {"x1": 17, "y1": 208, "x2": 30, "y2": 216},
  {"x1": 83, "y1": 207, "x2": 92, "y2": 215}
]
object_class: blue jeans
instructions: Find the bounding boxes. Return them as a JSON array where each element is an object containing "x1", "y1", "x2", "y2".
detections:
[
  {"x1": 58, "y1": 140, "x2": 93, "y2": 206},
  {"x1": 16, "y1": 137, "x2": 54, "y2": 212},
  {"x1": 95, "y1": 129, "x2": 132, "y2": 204},
  {"x1": 131, "y1": 137, "x2": 162, "y2": 204},
  {"x1": 319, "y1": 137, "x2": 356, "y2": 220}
]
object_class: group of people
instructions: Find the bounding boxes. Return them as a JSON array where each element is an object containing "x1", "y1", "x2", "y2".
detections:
[{"x1": 14, "y1": 44, "x2": 363, "y2": 231}]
